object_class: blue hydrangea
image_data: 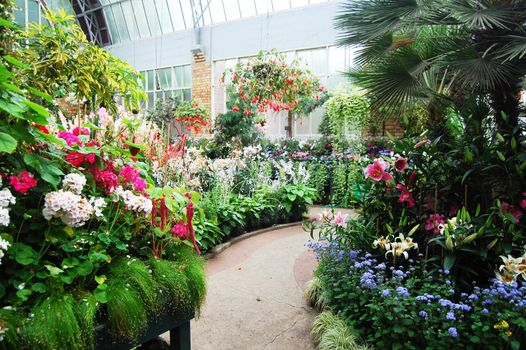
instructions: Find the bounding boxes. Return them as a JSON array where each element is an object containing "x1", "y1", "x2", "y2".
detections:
[
  {"x1": 446, "y1": 311, "x2": 456, "y2": 321},
  {"x1": 381, "y1": 289, "x2": 391, "y2": 297},
  {"x1": 448, "y1": 327, "x2": 458, "y2": 337},
  {"x1": 396, "y1": 286, "x2": 410, "y2": 297}
]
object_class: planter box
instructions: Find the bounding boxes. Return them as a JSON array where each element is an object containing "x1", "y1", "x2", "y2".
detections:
[{"x1": 94, "y1": 310, "x2": 194, "y2": 350}]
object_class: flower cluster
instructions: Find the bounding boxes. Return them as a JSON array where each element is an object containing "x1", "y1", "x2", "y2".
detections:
[
  {"x1": 9, "y1": 171, "x2": 37, "y2": 194},
  {"x1": 0, "y1": 188, "x2": 16, "y2": 227},
  {"x1": 0, "y1": 237, "x2": 10, "y2": 266},
  {"x1": 373, "y1": 233, "x2": 418, "y2": 260},
  {"x1": 425, "y1": 213, "x2": 446, "y2": 235},
  {"x1": 119, "y1": 165, "x2": 147, "y2": 192},
  {"x1": 113, "y1": 186, "x2": 153, "y2": 214},
  {"x1": 497, "y1": 252, "x2": 526, "y2": 283},
  {"x1": 43, "y1": 190, "x2": 93, "y2": 227}
]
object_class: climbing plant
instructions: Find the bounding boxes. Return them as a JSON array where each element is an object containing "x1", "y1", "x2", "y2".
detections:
[{"x1": 322, "y1": 92, "x2": 370, "y2": 146}]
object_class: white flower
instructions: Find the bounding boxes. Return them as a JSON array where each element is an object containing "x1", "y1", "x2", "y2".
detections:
[
  {"x1": 0, "y1": 188, "x2": 15, "y2": 208},
  {"x1": 43, "y1": 190, "x2": 93, "y2": 227},
  {"x1": 0, "y1": 208, "x2": 9, "y2": 227},
  {"x1": 89, "y1": 197, "x2": 107, "y2": 218},
  {"x1": 0, "y1": 237, "x2": 9, "y2": 251},
  {"x1": 114, "y1": 188, "x2": 152, "y2": 214},
  {"x1": 62, "y1": 173, "x2": 86, "y2": 194}
]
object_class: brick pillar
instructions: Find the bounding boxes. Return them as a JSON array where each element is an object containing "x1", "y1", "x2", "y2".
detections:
[
  {"x1": 364, "y1": 117, "x2": 404, "y2": 138},
  {"x1": 191, "y1": 52, "x2": 211, "y2": 115}
]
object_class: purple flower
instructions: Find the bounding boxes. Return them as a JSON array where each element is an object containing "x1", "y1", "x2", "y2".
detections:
[
  {"x1": 381, "y1": 289, "x2": 391, "y2": 297},
  {"x1": 419, "y1": 311, "x2": 428, "y2": 318},
  {"x1": 396, "y1": 286, "x2": 410, "y2": 297},
  {"x1": 481, "y1": 308, "x2": 489, "y2": 314},
  {"x1": 448, "y1": 327, "x2": 458, "y2": 337},
  {"x1": 446, "y1": 311, "x2": 456, "y2": 321}
]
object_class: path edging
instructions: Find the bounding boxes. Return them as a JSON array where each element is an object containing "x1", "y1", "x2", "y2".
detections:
[{"x1": 204, "y1": 222, "x2": 302, "y2": 260}]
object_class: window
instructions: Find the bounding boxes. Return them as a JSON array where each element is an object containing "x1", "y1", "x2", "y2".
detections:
[{"x1": 141, "y1": 64, "x2": 193, "y2": 110}]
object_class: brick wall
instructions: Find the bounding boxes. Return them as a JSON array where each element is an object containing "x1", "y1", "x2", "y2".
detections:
[
  {"x1": 365, "y1": 117, "x2": 404, "y2": 138},
  {"x1": 56, "y1": 98, "x2": 84, "y2": 117},
  {"x1": 191, "y1": 53, "x2": 211, "y2": 113}
]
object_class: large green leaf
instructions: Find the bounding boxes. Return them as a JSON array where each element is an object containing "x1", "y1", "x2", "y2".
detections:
[{"x1": 0, "y1": 132, "x2": 17, "y2": 153}]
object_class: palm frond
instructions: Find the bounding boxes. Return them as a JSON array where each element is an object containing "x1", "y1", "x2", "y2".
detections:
[
  {"x1": 448, "y1": 0, "x2": 516, "y2": 30},
  {"x1": 498, "y1": 35, "x2": 526, "y2": 61}
]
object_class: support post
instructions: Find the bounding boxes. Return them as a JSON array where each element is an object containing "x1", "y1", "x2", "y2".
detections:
[{"x1": 170, "y1": 320, "x2": 191, "y2": 350}]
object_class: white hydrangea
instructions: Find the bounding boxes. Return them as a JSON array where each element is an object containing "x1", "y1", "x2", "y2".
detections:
[
  {"x1": 0, "y1": 237, "x2": 10, "y2": 266},
  {"x1": 113, "y1": 186, "x2": 152, "y2": 214},
  {"x1": 42, "y1": 190, "x2": 93, "y2": 227},
  {"x1": 0, "y1": 188, "x2": 15, "y2": 208},
  {"x1": 0, "y1": 208, "x2": 9, "y2": 227},
  {"x1": 62, "y1": 173, "x2": 87, "y2": 194},
  {"x1": 89, "y1": 197, "x2": 107, "y2": 218}
]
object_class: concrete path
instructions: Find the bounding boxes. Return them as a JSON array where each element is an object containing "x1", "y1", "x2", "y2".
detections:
[{"x1": 190, "y1": 224, "x2": 317, "y2": 350}]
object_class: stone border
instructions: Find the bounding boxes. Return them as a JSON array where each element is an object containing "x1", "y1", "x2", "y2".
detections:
[{"x1": 204, "y1": 222, "x2": 302, "y2": 260}]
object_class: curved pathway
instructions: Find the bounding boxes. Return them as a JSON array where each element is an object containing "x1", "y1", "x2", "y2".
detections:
[{"x1": 190, "y1": 224, "x2": 317, "y2": 350}]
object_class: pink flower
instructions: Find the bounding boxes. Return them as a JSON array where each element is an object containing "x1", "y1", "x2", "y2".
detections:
[
  {"x1": 170, "y1": 222, "x2": 187, "y2": 239},
  {"x1": 332, "y1": 212, "x2": 349, "y2": 227},
  {"x1": 365, "y1": 159, "x2": 393, "y2": 181},
  {"x1": 72, "y1": 127, "x2": 90, "y2": 136},
  {"x1": 232, "y1": 106, "x2": 239, "y2": 112},
  {"x1": 120, "y1": 165, "x2": 140, "y2": 182},
  {"x1": 394, "y1": 157, "x2": 409, "y2": 172},
  {"x1": 133, "y1": 178, "x2": 147, "y2": 192},
  {"x1": 9, "y1": 171, "x2": 38, "y2": 193},
  {"x1": 500, "y1": 202, "x2": 522, "y2": 224},
  {"x1": 425, "y1": 213, "x2": 446, "y2": 235},
  {"x1": 396, "y1": 184, "x2": 415, "y2": 208},
  {"x1": 58, "y1": 131, "x2": 81, "y2": 147},
  {"x1": 521, "y1": 193, "x2": 526, "y2": 209}
]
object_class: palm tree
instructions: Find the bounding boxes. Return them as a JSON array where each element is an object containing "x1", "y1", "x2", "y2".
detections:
[{"x1": 335, "y1": 0, "x2": 526, "y2": 138}]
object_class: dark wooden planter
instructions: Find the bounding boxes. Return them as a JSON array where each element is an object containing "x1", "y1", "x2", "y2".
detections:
[{"x1": 95, "y1": 310, "x2": 194, "y2": 350}]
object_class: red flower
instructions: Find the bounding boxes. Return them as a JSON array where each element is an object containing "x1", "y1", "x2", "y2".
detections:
[
  {"x1": 232, "y1": 106, "x2": 239, "y2": 112},
  {"x1": 243, "y1": 109, "x2": 253, "y2": 116},
  {"x1": 33, "y1": 124, "x2": 49, "y2": 134},
  {"x1": 396, "y1": 184, "x2": 415, "y2": 208},
  {"x1": 407, "y1": 171, "x2": 417, "y2": 187},
  {"x1": 394, "y1": 157, "x2": 409, "y2": 172},
  {"x1": 500, "y1": 202, "x2": 522, "y2": 224},
  {"x1": 170, "y1": 223, "x2": 187, "y2": 239},
  {"x1": 521, "y1": 193, "x2": 526, "y2": 209},
  {"x1": 9, "y1": 171, "x2": 37, "y2": 193},
  {"x1": 72, "y1": 127, "x2": 90, "y2": 136},
  {"x1": 425, "y1": 213, "x2": 446, "y2": 235}
]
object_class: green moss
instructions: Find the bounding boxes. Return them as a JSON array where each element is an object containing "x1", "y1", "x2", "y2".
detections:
[
  {"x1": 0, "y1": 307, "x2": 24, "y2": 350},
  {"x1": 179, "y1": 251, "x2": 207, "y2": 314},
  {"x1": 106, "y1": 280, "x2": 148, "y2": 339},
  {"x1": 75, "y1": 292, "x2": 98, "y2": 349},
  {"x1": 149, "y1": 258, "x2": 193, "y2": 312},
  {"x1": 106, "y1": 257, "x2": 158, "y2": 312},
  {"x1": 22, "y1": 294, "x2": 84, "y2": 350}
]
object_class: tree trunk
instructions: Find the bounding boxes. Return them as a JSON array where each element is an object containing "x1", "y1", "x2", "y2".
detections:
[
  {"x1": 287, "y1": 111, "x2": 293, "y2": 138},
  {"x1": 490, "y1": 82, "x2": 522, "y2": 138}
]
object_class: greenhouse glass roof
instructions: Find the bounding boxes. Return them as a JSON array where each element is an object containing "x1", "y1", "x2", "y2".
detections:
[{"x1": 73, "y1": 0, "x2": 330, "y2": 46}]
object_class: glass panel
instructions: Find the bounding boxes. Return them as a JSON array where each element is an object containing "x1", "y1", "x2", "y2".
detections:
[
  {"x1": 142, "y1": 0, "x2": 162, "y2": 36},
  {"x1": 130, "y1": 0, "x2": 151, "y2": 38},
  {"x1": 239, "y1": 0, "x2": 256, "y2": 17},
  {"x1": 203, "y1": 7, "x2": 213, "y2": 25},
  {"x1": 213, "y1": 60, "x2": 226, "y2": 83},
  {"x1": 146, "y1": 70, "x2": 154, "y2": 91},
  {"x1": 296, "y1": 50, "x2": 311, "y2": 70},
  {"x1": 180, "y1": 0, "x2": 193, "y2": 28},
  {"x1": 209, "y1": 0, "x2": 226, "y2": 23},
  {"x1": 294, "y1": 117, "x2": 310, "y2": 135},
  {"x1": 156, "y1": 91, "x2": 164, "y2": 101},
  {"x1": 14, "y1": 0, "x2": 25, "y2": 27},
  {"x1": 222, "y1": 0, "x2": 241, "y2": 21},
  {"x1": 103, "y1": 7, "x2": 121, "y2": 44},
  {"x1": 120, "y1": 1, "x2": 140, "y2": 41},
  {"x1": 111, "y1": 4, "x2": 130, "y2": 42},
  {"x1": 311, "y1": 48, "x2": 327, "y2": 76},
  {"x1": 183, "y1": 89, "x2": 192, "y2": 101},
  {"x1": 157, "y1": 68, "x2": 173, "y2": 89},
  {"x1": 28, "y1": 0, "x2": 40, "y2": 23},
  {"x1": 183, "y1": 65, "x2": 192, "y2": 87},
  {"x1": 175, "y1": 66, "x2": 184, "y2": 88},
  {"x1": 310, "y1": 107, "x2": 324, "y2": 134},
  {"x1": 147, "y1": 92, "x2": 154, "y2": 109},
  {"x1": 271, "y1": 0, "x2": 290, "y2": 11},
  {"x1": 157, "y1": 0, "x2": 174, "y2": 33},
  {"x1": 309, "y1": 0, "x2": 328, "y2": 3},
  {"x1": 290, "y1": 0, "x2": 309, "y2": 8},
  {"x1": 167, "y1": 0, "x2": 186, "y2": 31},
  {"x1": 174, "y1": 90, "x2": 183, "y2": 101},
  {"x1": 329, "y1": 46, "x2": 345, "y2": 75},
  {"x1": 255, "y1": 0, "x2": 270, "y2": 14}
]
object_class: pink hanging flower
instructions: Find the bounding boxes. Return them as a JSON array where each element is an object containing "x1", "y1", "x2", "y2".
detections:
[
  {"x1": 170, "y1": 223, "x2": 187, "y2": 239},
  {"x1": 9, "y1": 171, "x2": 38, "y2": 193},
  {"x1": 396, "y1": 184, "x2": 415, "y2": 208},
  {"x1": 365, "y1": 159, "x2": 393, "y2": 181},
  {"x1": 425, "y1": 213, "x2": 446, "y2": 235},
  {"x1": 332, "y1": 212, "x2": 349, "y2": 227},
  {"x1": 394, "y1": 157, "x2": 409, "y2": 172}
]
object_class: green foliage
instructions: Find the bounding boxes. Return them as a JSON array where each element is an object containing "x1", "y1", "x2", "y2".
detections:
[
  {"x1": 175, "y1": 247, "x2": 207, "y2": 314},
  {"x1": 322, "y1": 93, "x2": 370, "y2": 145},
  {"x1": 106, "y1": 279, "x2": 148, "y2": 339},
  {"x1": 149, "y1": 258, "x2": 192, "y2": 311},
  {"x1": 75, "y1": 293, "x2": 98, "y2": 349},
  {"x1": 22, "y1": 294, "x2": 84, "y2": 350},
  {"x1": 307, "y1": 163, "x2": 328, "y2": 204},
  {"x1": 145, "y1": 97, "x2": 180, "y2": 130},
  {"x1": 312, "y1": 311, "x2": 369, "y2": 350},
  {"x1": 16, "y1": 9, "x2": 145, "y2": 112},
  {"x1": 305, "y1": 276, "x2": 326, "y2": 310},
  {"x1": 279, "y1": 183, "x2": 317, "y2": 214}
]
